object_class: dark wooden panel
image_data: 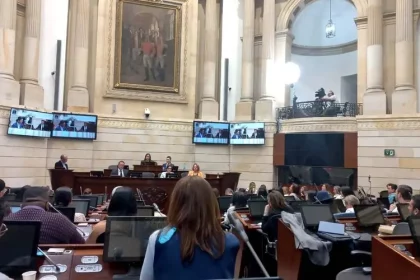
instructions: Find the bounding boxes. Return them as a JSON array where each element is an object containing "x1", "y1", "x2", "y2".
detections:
[
  {"x1": 273, "y1": 133, "x2": 285, "y2": 166},
  {"x1": 344, "y1": 132, "x2": 358, "y2": 168}
]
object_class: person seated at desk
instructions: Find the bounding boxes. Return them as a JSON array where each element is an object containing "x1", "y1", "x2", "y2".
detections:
[
  {"x1": 287, "y1": 183, "x2": 301, "y2": 201},
  {"x1": 5, "y1": 187, "x2": 85, "y2": 244},
  {"x1": 140, "y1": 176, "x2": 240, "y2": 280},
  {"x1": 162, "y1": 156, "x2": 174, "y2": 171},
  {"x1": 187, "y1": 163, "x2": 204, "y2": 178},
  {"x1": 257, "y1": 185, "x2": 268, "y2": 197},
  {"x1": 110, "y1": 160, "x2": 129, "y2": 177},
  {"x1": 225, "y1": 188, "x2": 234, "y2": 196},
  {"x1": 54, "y1": 154, "x2": 69, "y2": 170},
  {"x1": 247, "y1": 182, "x2": 256, "y2": 194},
  {"x1": 387, "y1": 183, "x2": 398, "y2": 204},
  {"x1": 86, "y1": 187, "x2": 137, "y2": 244},
  {"x1": 343, "y1": 195, "x2": 360, "y2": 213},
  {"x1": 141, "y1": 153, "x2": 157, "y2": 166},
  {"x1": 54, "y1": 187, "x2": 86, "y2": 223},
  {"x1": 409, "y1": 194, "x2": 420, "y2": 216},
  {"x1": 389, "y1": 185, "x2": 412, "y2": 213},
  {"x1": 160, "y1": 166, "x2": 175, "y2": 178},
  {"x1": 83, "y1": 188, "x2": 92, "y2": 195},
  {"x1": 223, "y1": 191, "x2": 247, "y2": 225},
  {"x1": 262, "y1": 191, "x2": 294, "y2": 241},
  {"x1": 333, "y1": 186, "x2": 343, "y2": 199}
]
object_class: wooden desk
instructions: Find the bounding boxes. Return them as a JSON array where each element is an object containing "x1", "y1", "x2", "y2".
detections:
[
  {"x1": 336, "y1": 216, "x2": 401, "y2": 231},
  {"x1": 372, "y1": 236, "x2": 420, "y2": 279},
  {"x1": 37, "y1": 244, "x2": 126, "y2": 280},
  {"x1": 235, "y1": 211, "x2": 261, "y2": 230},
  {"x1": 277, "y1": 220, "x2": 301, "y2": 280}
]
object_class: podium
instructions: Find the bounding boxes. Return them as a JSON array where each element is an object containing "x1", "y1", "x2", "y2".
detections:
[{"x1": 49, "y1": 169, "x2": 75, "y2": 190}]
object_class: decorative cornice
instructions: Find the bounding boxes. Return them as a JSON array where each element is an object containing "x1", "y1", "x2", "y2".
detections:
[
  {"x1": 278, "y1": 117, "x2": 357, "y2": 133},
  {"x1": 357, "y1": 115, "x2": 420, "y2": 131},
  {"x1": 292, "y1": 40, "x2": 357, "y2": 56}
]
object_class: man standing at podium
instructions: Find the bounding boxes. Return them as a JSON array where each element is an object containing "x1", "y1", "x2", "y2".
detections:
[{"x1": 54, "y1": 155, "x2": 69, "y2": 170}]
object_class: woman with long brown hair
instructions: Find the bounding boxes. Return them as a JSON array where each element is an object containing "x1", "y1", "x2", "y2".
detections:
[
  {"x1": 140, "y1": 176, "x2": 239, "y2": 280},
  {"x1": 187, "y1": 163, "x2": 204, "y2": 178}
]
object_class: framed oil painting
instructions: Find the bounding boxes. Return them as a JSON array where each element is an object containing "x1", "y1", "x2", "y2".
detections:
[{"x1": 114, "y1": 0, "x2": 182, "y2": 93}]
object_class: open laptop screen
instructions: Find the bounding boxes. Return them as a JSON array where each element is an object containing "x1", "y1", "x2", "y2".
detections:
[
  {"x1": 354, "y1": 204, "x2": 385, "y2": 227},
  {"x1": 300, "y1": 205, "x2": 334, "y2": 228}
]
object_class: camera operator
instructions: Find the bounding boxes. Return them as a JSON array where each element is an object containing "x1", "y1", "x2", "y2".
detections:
[{"x1": 322, "y1": 90, "x2": 336, "y2": 102}]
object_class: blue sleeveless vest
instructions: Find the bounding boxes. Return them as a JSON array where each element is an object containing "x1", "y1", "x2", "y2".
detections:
[{"x1": 153, "y1": 228, "x2": 240, "y2": 280}]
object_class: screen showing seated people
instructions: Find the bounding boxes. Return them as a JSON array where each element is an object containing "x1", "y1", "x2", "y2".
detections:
[
  {"x1": 8, "y1": 108, "x2": 53, "y2": 138},
  {"x1": 229, "y1": 122, "x2": 265, "y2": 145},
  {"x1": 193, "y1": 121, "x2": 229, "y2": 145},
  {"x1": 51, "y1": 113, "x2": 98, "y2": 140}
]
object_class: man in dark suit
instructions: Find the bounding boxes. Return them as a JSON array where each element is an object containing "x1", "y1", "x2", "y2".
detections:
[
  {"x1": 55, "y1": 121, "x2": 66, "y2": 131},
  {"x1": 162, "y1": 156, "x2": 174, "y2": 171},
  {"x1": 36, "y1": 120, "x2": 48, "y2": 131},
  {"x1": 11, "y1": 117, "x2": 24, "y2": 129},
  {"x1": 78, "y1": 122, "x2": 91, "y2": 132},
  {"x1": 54, "y1": 155, "x2": 69, "y2": 170},
  {"x1": 110, "y1": 161, "x2": 129, "y2": 177}
]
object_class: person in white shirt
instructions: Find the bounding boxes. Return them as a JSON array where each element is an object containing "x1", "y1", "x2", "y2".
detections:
[
  {"x1": 160, "y1": 166, "x2": 174, "y2": 178},
  {"x1": 389, "y1": 185, "x2": 412, "y2": 213},
  {"x1": 333, "y1": 186, "x2": 343, "y2": 200},
  {"x1": 322, "y1": 90, "x2": 337, "y2": 102},
  {"x1": 343, "y1": 195, "x2": 360, "y2": 213},
  {"x1": 111, "y1": 161, "x2": 128, "y2": 177}
]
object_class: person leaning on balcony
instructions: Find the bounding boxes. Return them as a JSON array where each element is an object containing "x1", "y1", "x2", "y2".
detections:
[{"x1": 322, "y1": 90, "x2": 336, "y2": 102}]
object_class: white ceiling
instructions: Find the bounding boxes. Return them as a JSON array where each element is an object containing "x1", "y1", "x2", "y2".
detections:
[{"x1": 291, "y1": 0, "x2": 357, "y2": 47}]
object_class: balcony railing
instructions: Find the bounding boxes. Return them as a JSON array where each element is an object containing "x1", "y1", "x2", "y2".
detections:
[{"x1": 277, "y1": 100, "x2": 363, "y2": 120}]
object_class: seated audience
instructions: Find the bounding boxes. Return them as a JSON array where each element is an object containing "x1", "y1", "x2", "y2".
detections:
[
  {"x1": 141, "y1": 153, "x2": 157, "y2": 166},
  {"x1": 288, "y1": 183, "x2": 301, "y2": 201},
  {"x1": 282, "y1": 186, "x2": 290, "y2": 196},
  {"x1": 341, "y1": 186, "x2": 356, "y2": 198},
  {"x1": 257, "y1": 185, "x2": 268, "y2": 197},
  {"x1": 212, "y1": 188, "x2": 220, "y2": 198},
  {"x1": 248, "y1": 182, "x2": 256, "y2": 194},
  {"x1": 343, "y1": 195, "x2": 360, "y2": 213},
  {"x1": 83, "y1": 188, "x2": 92, "y2": 195},
  {"x1": 187, "y1": 163, "x2": 204, "y2": 178},
  {"x1": 387, "y1": 183, "x2": 398, "y2": 204},
  {"x1": 389, "y1": 185, "x2": 412, "y2": 213},
  {"x1": 333, "y1": 186, "x2": 343, "y2": 199},
  {"x1": 5, "y1": 187, "x2": 85, "y2": 244},
  {"x1": 0, "y1": 180, "x2": 6, "y2": 198},
  {"x1": 223, "y1": 191, "x2": 248, "y2": 225},
  {"x1": 409, "y1": 195, "x2": 420, "y2": 216},
  {"x1": 54, "y1": 187, "x2": 86, "y2": 222},
  {"x1": 140, "y1": 176, "x2": 240, "y2": 280},
  {"x1": 262, "y1": 191, "x2": 294, "y2": 241},
  {"x1": 225, "y1": 188, "x2": 234, "y2": 196},
  {"x1": 87, "y1": 187, "x2": 137, "y2": 244},
  {"x1": 299, "y1": 186, "x2": 306, "y2": 199},
  {"x1": 321, "y1": 184, "x2": 330, "y2": 192}
]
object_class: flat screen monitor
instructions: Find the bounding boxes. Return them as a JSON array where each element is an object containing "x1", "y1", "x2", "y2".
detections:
[
  {"x1": 51, "y1": 113, "x2": 98, "y2": 140},
  {"x1": 136, "y1": 206, "x2": 154, "y2": 217},
  {"x1": 229, "y1": 122, "x2": 265, "y2": 145},
  {"x1": 397, "y1": 203, "x2": 410, "y2": 221},
  {"x1": 192, "y1": 121, "x2": 229, "y2": 145},
  {"x1": 74, "y1": 195, "x2": 98, "y2": 209},
  {"x1": 300, "y1": 205, "x2": 334, "y2": 228},
  {"x1": 69, "y1": 199, "x2": 90, "y2": 216},
  {"x1": 218, "y1": 196, "x2": 232, "y2": 213},
  {"x1": 354, "y1": 204, "x2": 385, "y2": 227},
  {"x1": 103, "y1": 216, "x2": 167, "y2": 263},
  {"x1": 248, "y1": 199, "x2": 267, "y2": 219},
  {"x1": 0, "y1": 221, "x2": 41, "y2": 276},
  {"x1": 136, "y1": 200, "x2": 145, "y2": 207},
  {"x1": 408, "y1": 216, "x2": 420, "y2": 257},
  {"x1": 7, "y1": 108, "x2": 53, "y2": 138},
  {"x1": 55, "y1": 207, "x2": 76, "y2": 222},
  {"x1": 289, "y1": 201, "x2": 310, "y2": 212}
]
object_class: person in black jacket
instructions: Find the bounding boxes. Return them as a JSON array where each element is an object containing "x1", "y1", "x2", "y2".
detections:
[{"x1": 262, "y1": 190, "x2": 294, "y2": 241}]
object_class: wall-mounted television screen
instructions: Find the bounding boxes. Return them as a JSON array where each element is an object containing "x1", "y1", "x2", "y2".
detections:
[
  {"x1": 7, "y1": 108, "x2": 53, "y2": 138},
  {"x1": 51, "y1": 113, "x2": 98, "y2": 140},
  {"x1": 230, "y1": 122, "x2": 265, "y2": 145},
  {"x1": 192, "y1": 121, "x2": 229, "y2": 144}
]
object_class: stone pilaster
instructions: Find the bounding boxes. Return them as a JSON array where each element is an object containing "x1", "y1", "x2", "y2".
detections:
[
  {"x1": 274, "y1": 30, "x2": 293, "y2": 108},
  {"x1": 363, "y1": 0, "x2": 386, "y2": 115},
  {"x1": 199, "y1": 0, "x2": 219, "y2": 120},
  {"x1": 0, "y1": 0, "x2": 20, "y2": 106},
  {"x1": 392, "y1": 0, "x2": 416, "y2": 114},
  {"x1": 21, "y1": 0, "x2": 44, "y2": 108},
  {"x1": 67, "y1": 0, "x2": 90, "y2": 112},
  {"x1": 355, "y1": 17, "x2": 367, "y2": 104},
  {"x1": 255, "y1": 0, "x2": 276, "y2": 121},
  {"x1": 235, "y1": 0, "x2": 255, "y2": 121}
]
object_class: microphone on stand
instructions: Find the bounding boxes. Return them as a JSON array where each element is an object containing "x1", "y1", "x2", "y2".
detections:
[
  {"x1": 37, "y1": 247, "x2": 62, "y2": 273},
  {"x1": 48, "y1": 203, "x2": 87, "y2": 237},
  {"x1": 260, "y1": 195, "x2": 266, "y2": 201},
  {"x1": 153, "y1": 203, "x2": 164, "y2": 216},
  {"x1": 227, "y1": 212, "x2": 270, "y2": 278}
]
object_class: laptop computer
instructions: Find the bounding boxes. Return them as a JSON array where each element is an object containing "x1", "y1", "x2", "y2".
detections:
[
  {"x1": 354, "y1": 204, "x2": 385, "y2": 232},
  {"x1": 284, "y1": 195, "x2": 296, "y2": 202},
  {"x1": 300, "y1": 204, "x2": 335, "y2": 230},
  {"x1": 248, "y1": 199, "x2": 267, "y2": 224},
  {"x1": 397, "y1": 203, "x2": 410, "y2": 221}
]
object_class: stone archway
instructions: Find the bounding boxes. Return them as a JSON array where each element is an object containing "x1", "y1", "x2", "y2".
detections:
[{"x1": 276, "y1": 0, "x2": 368, "y2": 31}]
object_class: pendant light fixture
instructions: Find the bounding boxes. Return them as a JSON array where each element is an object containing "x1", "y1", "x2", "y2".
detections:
[{"x1": 325, "y1": 0, "x2": 336, "y2": 38}]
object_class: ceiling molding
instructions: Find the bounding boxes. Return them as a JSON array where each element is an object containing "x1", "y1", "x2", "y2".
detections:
[{"x1": 292, "y1": 40, "x2": 357, "y2": 56}]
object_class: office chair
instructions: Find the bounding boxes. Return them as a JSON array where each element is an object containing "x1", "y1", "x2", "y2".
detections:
[
  {"x1": 142, "y1": 172, "x2": 155, "y2": 178},
  {"x1": 392, "y1": 222, "x2": 410, "y2": 235},
  {"x1": 379, "y1": 190, "x2": 388, "y2": 198},
  {"x1": 108, "y1": 165, "x2": 117, "y2": 170},
  {"x1": 336, "y1": 250, "x2": 371, "y2": 280}
]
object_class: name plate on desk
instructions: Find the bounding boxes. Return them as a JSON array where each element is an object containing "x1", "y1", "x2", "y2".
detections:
[{"x1": 75, "y1": 264, "x2": 103, "y2": 273}]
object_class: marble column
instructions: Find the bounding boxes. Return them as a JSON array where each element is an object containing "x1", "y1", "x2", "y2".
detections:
[
  {"x1": 275, "y1": 30, "x2": 294, "y2": 108},
  {"x1": 392, "y1": 0, "x2": 416, "y2": 114},
  {"x1": 199, "y1": 0, "x2": 219, "y2": 120},
  {"x1": 0, "y1": 0, "x2": 20, "y2": 105},
  {"x1": 21, "y1": 0, "x2": 44, "y2": 108},
  {"x1": 355, "y1": 18, "x2": 367, "y2": 104},
  {"x1": 235, "y1": 0, "x2": 255, "y2": 121},
  {"x1": 255, "y1": 0, "x2": 276, "y2": 121},
  {"x1": 363, "y1": 0, "x2": 386, "y2": 115},
  {"x1": 67, "y1": 0, "x2": 90, "y2": 112}
]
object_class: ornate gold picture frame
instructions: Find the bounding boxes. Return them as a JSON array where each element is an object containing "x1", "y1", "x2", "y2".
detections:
[{"x1": 114, "y1": 0, "x2": 182, "y2": 93}]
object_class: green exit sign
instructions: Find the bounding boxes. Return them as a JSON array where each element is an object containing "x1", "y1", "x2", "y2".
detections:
[{"x1": 384, "y1": 149, "x2": 395, "y2": 157}]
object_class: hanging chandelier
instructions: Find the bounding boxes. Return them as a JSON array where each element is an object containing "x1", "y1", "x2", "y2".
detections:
[{"x1": 325, "y1": 0, "x2": 336, "y2": 38}]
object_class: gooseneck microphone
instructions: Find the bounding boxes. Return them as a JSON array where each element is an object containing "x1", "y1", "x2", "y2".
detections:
[
  {"x1": 227, "y1": 211, "x2": 270, "y2": 278},
  {"x1": 153, "y1": 203, "x2": 164, "y2": 216},
  {"x1": 37, "y1": 247, "x2": 62, "y2": 273},
  {"x1": 48, "y1": 203, "x2": 87, "y2": 237}
]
